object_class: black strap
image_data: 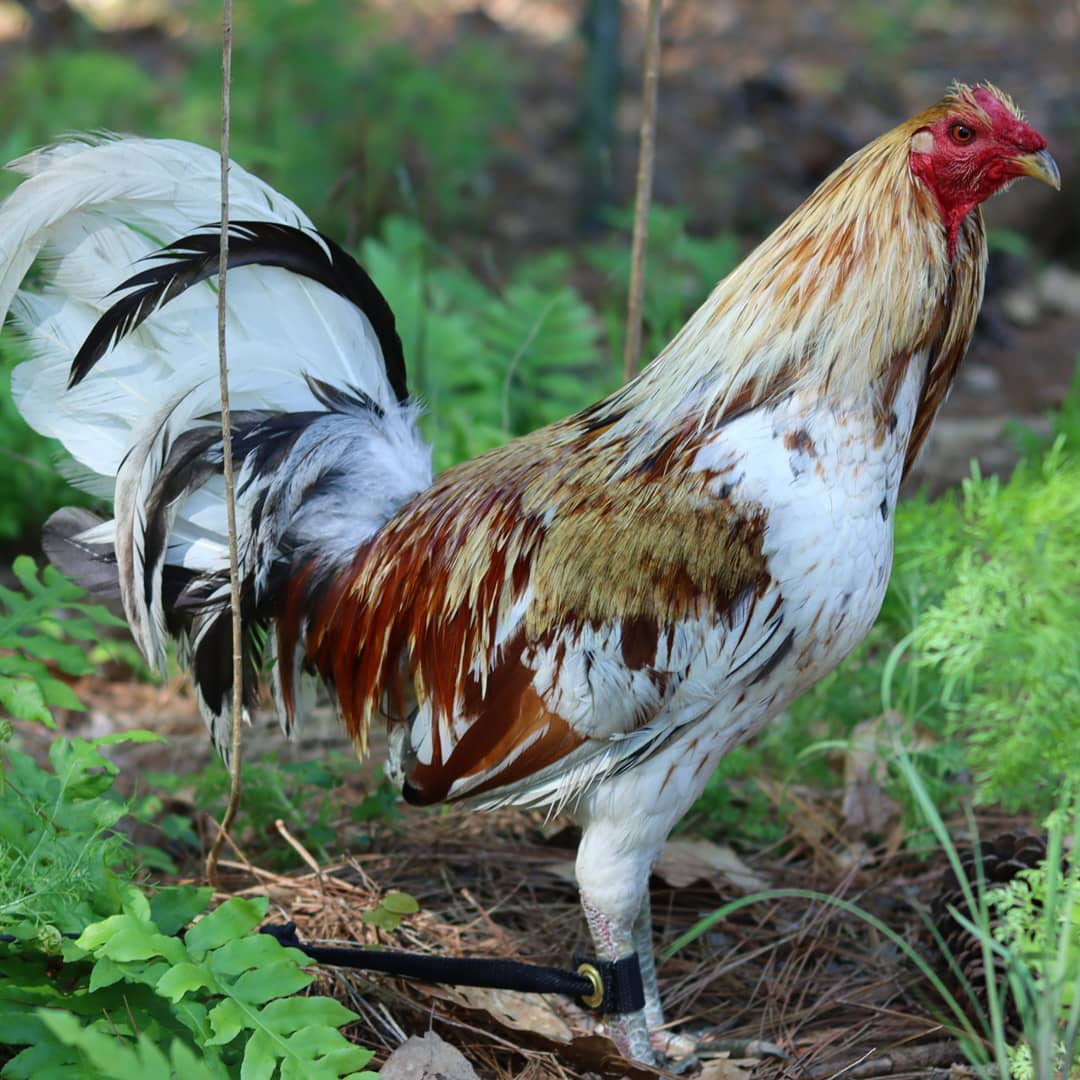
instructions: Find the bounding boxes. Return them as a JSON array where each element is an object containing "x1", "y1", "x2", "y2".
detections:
[
  {"x1": 261, "y1": 922, "x2": 645, "y2": 1014},
  {"x1": 574, "y1": 952, "x2": 646, "y2": 1014}
]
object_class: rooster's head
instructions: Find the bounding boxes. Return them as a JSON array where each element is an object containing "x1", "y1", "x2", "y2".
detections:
[{"x1": 909, "y1": 82, "x2": 1059, "y2": 257}]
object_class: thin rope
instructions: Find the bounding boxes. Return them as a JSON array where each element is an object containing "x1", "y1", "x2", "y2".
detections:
[{"x1": 205, "y1": 0, "x2": 242, "y2": 887}]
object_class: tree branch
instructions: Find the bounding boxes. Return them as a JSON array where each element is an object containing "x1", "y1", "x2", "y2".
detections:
[
  {"x1": 622, "y1": 0, "x2": 662, "y2": 383},
  {"x1": 205, "y1": 0, "x2": 242, "y2": 887}
]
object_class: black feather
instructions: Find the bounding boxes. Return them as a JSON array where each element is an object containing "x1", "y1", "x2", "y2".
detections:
[
  {"x1": 141, "y1": 426, "x2": 221, "y2": 612},
  {"x1": 69, "y1": 221, "x2": 408, "y2": 402},
  {"x1": 303, "y1": 374, "x2": 385, "y2": 419},
  {"x1": 144, "y1": 388, "x2": 386, "y2": 621},
  {"x1": 191, "y1": 604, "x2": 265, "y2": 749}
]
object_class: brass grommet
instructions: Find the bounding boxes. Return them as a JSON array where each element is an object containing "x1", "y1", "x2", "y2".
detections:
[{"x1": 576, "y1": 962, "x2": 604, "y2": 1009}]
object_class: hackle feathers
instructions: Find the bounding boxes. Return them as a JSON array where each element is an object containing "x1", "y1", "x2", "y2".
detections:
[{"x1": 600, "y1": 85, "x2": 1000, "y2": 442}]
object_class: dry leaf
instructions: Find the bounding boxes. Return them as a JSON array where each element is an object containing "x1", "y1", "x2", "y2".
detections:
[
  {"x1": 842, "y1": 712, "x2": 904, "y2": 835},
  {"x1": 654, "y1": 838, "x2": 770, "y2": 893},
  {"x1": 380, "y1": 1031, "x2": 479, "y2": 1080},
  {"x1": 561, "y1": 1034, "x2": 666, "y2": 1078},
  {"x1": 424, "y1": 983, "x2": 575, "y2": 1042},
  {"x1": 414, "y1": 985, "x2": 667, "y2": 1077},
  {"x1": 697, "y1": 1057, "x2": 753, "y2": 1080}
]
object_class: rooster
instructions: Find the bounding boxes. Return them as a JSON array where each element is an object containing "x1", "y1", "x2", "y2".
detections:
[{"x1": 0, "y1": 83, "x2": 1058, "y2": 1064}]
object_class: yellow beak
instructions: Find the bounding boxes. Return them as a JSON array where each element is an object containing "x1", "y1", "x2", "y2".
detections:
[{"x1": 1014, "y1": 148, "x2": 1061, "y2": 190}]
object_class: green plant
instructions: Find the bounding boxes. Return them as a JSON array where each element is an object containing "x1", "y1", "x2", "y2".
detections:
[
  {"x1": 586, "y1": 204, "x2": 740, "y2": 361},
  {"x1": 0, "y1": 708, "x2": 376, "y2": 1074},
  {"x1": 0, "y1": 734, "x2": 160, "y2": 934},
  {"x1": 985, "y1": 810, "x2": 1080, "y2": 1077},
  {"x1": 362, "y1": 890, "x2": 420, "y2": 933},
  {"x1": 0, "y1": 2, "x2": 519, "y2": 237},
  {"x1": 346, "y1": 36, "x2": 517, "y2": 227},
  {"x1": 904, "y1": 439, "x2": 1080, "y2": 813},
  {"x1": 990, "y1": 849, "x2": 1080, "y2": 1012},
  {"x1": 0, "y1": 893, "x2": 377, "y2": 1078},
  {"x1": 358, "y1": 206, "x2": 740, "y2": 476},
  {"x1": 0, "y1": 51, "x2": 166, "y2": 203},
  {"x1": 360, "y1": 216, "x2": 611, "y2": 471},
  {"x1": 0, "y1": 558, "x2": 155, "y2": 936},
  {"x1": 0, "y1": 555, "x2": 126, "y2": 725},
  {"x1": 690, "y1": 746, "x2": 788, "y2": 843},
  {"x1": 178, "y1": 0, "x2": 516, "y2": 236},
  {"x1": 0, "y1": 554, "x2": 377, "y2": 1075},
  {"x1": 902, "y1": 762, "x2": 1080, "y2": 1078},
  {"x1": 141, "y1": 751, "x2": 359, "y2": 870},
  {"x1": 137, "y1": 750, "x2": 409, "y2": 872},
  {"x1": 0, "y1": 342, "x2": 99, "y2": 543}
]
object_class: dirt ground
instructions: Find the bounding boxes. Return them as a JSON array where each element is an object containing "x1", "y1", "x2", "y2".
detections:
[
  {"x1": 7, "y1": 1, "x2": 1080, "y2": 1076},
  {"x1": 23, "y1": 681, "x2": 1034, "y2": 1079}
]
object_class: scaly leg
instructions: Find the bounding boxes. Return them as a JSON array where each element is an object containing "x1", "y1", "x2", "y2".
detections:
[
  {"x1": 634, "y1": 891, "x2": 700, "y2": 1065},
  {"x1": 580, "y1": 891, "x2": 657, "y2": 1065},
  {"x1": 633, "y1": 889, "x2": 664, "y2": 1031},
  {"x1": 633, "y1": 890, "x2": 698, "y2": 1066}
]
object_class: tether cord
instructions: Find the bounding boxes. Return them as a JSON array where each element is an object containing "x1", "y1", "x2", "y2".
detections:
[
  {"x1": 260, "y1": 922, "x2": 645, "y2": 1014},
  {"x1": 0, "y1": 925, "x2": 645, "y2": 1014}
]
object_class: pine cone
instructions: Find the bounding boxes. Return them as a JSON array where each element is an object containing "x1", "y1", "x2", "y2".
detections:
[{"x1": 929, "y1": 831, "x2": 1048, "y2": 1030}]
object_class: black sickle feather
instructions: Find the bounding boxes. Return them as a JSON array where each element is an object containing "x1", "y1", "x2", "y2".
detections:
[{"x1": 68, "y1": 221, "x2": 408, "y2": 402}]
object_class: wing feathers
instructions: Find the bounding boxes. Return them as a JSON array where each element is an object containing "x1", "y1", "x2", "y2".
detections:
[{"x1": 41, "y1": 507, "x2": 121, "y2": 602}]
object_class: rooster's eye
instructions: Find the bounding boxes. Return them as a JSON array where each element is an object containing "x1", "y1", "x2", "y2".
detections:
[{"x1": 950, "y1": 123, "x2": 975, "y2": 144}]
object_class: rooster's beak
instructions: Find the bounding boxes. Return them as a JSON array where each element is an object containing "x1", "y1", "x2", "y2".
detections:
[{"x1": 1014, "y1": 148, "x2": 1061, "y2": 190}]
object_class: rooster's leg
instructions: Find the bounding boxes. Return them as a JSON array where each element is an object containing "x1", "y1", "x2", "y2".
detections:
[
  {"x1": 633, "y1": 892, "x2": 702, "y2": 1065},
  {"x1": 633, "y1": 890, "x2": 665, "y2": 1030},
  {"x1": 580, "y1": 891, "x2": 656, "y2": 1065},
  {"x1": 635, "y1": 891, "x2": 696, "y2": 1063}
]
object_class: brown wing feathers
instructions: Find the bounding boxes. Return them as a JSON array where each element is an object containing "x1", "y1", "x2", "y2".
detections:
[{"x1": 295, "y1": 419, "x2": 771, "y2": 802}]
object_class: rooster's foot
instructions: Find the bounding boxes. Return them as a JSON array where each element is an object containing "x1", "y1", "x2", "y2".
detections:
[{"x1": 651, "y1": 1028, "x2": 787, "y2": 1072}]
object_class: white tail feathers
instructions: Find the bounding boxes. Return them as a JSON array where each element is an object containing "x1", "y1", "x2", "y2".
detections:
[{"x1": 1, "y1": 135, "x2": 432, "y2": 752}]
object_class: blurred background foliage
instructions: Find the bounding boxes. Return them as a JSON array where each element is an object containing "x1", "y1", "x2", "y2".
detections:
[
  {"x1": 0, "y1": 0, "x2": 518, "y2": 233},
  {"x1": 1, "y1": 0, "x2": 1076, "y2": 532}
]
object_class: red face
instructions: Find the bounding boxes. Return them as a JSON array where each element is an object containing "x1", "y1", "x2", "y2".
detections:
[{"x1": 910, "y1": 86, "x2": 1059, "y2": 257}]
